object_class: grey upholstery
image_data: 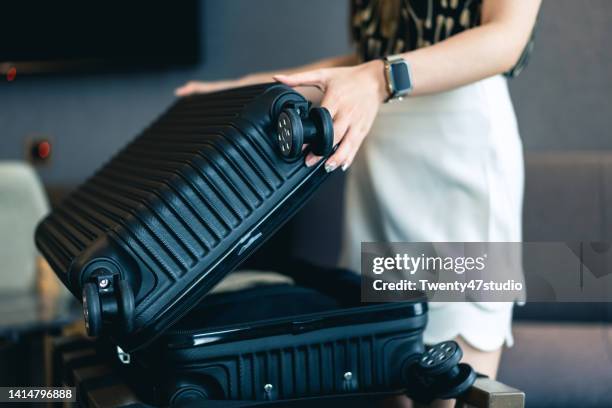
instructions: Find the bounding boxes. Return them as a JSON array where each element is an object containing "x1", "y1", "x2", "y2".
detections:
[
  {"x1": 516, "y1": 153, "x2": 612, "y2": 323},
  {"x1": 498, "y1": 323, "x2": 612, "y2": 408}
]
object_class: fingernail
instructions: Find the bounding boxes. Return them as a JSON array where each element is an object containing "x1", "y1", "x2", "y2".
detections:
[
  {"x1": 305, "y1": 155, "x2": 319, "y2": 167},
  {"x1": 341, "y1": 162, "x2": 351, "y2": 172},
  {"x1": 325, "y1": 162, "x2": 337, "y2": 173}
]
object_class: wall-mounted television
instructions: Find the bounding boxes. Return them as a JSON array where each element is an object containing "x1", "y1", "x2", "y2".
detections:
[{"x1": 0, "y1": 2, "x2": 200, "y2": 74}]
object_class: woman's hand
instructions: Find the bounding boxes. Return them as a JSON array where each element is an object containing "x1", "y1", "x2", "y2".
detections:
[
  {"x1": 175, "y1": 79, "x2": 241, "y2": 96},
  {"x1": 175, "y1": 73, "x2": 270, "y2": 97},
  {"x1": 274, "y1": 59, "x2": 388, "y2": 171},
  {"x1": 175, "y1": 57, "x2": 387, "y2": 171}
]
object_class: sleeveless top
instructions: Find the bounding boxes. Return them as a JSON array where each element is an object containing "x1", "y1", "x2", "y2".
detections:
[{"x1": 351, "y1": 0, "x2": 534, "y2": 78}]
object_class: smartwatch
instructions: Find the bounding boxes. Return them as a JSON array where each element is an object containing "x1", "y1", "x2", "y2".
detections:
[{"x1": 383, "y1": 54, "x2": 414, "y2": 102}]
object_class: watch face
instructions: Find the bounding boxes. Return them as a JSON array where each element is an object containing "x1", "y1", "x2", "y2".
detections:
[{"x1": 391, "y1": 61, "x2": 412, "y2": 93}]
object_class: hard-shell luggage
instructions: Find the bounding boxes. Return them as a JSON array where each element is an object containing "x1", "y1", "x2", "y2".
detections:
[
  {"x1": 35, "y1": 83, "x2": 477, "y2": 406},
  {"x1": 120, "y1": 263, "x2": 429, "y2": 405},
  {"x1": 35, "y1": 83, "x2": 335, "y2": 350}
]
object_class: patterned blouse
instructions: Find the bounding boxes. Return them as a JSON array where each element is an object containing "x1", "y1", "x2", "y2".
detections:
[{"x1": 351, "y1": 0, "x2": 534, "y2": 77}]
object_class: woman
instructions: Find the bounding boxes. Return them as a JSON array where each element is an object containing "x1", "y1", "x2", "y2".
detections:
[{"x1": 177, "y1": 0, "x2": 541, "y2": 405}]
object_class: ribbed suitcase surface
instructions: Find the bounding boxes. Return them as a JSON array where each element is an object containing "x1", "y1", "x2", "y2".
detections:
[
  {"x1": 183, "y1": 330, "x2": 420, "y2": 400},
  {"x1": 35, "y1": 83, "x2": 333, "y2": 350},
  {"x1": 138, "y1": 320, "x2": 425, "y2": 403}
]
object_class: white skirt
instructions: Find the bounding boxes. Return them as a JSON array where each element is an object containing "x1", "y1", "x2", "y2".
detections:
[{"x1": 339, "y1": 75, "x2": 524, "y2": 351}]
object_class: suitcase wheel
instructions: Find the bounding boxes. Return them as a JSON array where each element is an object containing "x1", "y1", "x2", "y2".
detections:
[
  {"x1": 116, "y1": 279, "x2": 135, "y2": 333},
  {"x1": 418, "y1": 340, "x2": 463, "y2": 376},
  {"x1": 165, "y1": 376, "x2": 224, "y2": 406},
  {"x1": 404, "y1": 340, "x2": 477, "y2": 402},
  {"x1": 434, "y1": 363, "x2": 477, "y2": 400},
  {"x1": 169, "y1": 385, "x2": 209, "y2": 405},
  {"x1": 276, "y1": 106, "x2": 334, "y2": 159},
  {"x1": 83, "y1": 282, "x2": 102, "y2": 337},
  {"x1": 82, "y1": 272, "x2": 135, "y2": 337}
]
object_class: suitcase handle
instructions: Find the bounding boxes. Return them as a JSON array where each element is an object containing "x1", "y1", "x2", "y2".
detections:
[{"x1": 276, "y1": 105, "x2": 334, "y2": 159}]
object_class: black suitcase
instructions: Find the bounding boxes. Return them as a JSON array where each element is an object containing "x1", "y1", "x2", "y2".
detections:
[
  {"x1": 35, "y1": 83, "x2": 476, "y2": 405},
  {"x1": 35, "y1": 83, "x2": 336, "y2": 350},
  {"x1": 118, "y1": 263, "x2": 429, "y2": 405}
]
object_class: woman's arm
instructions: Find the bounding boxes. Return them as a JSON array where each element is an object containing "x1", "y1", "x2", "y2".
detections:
[
  {"x1": 175, "y1": 54, "x2": 358, "y2": 96},
  {"x1": 399, "y1": 0, "x2": 541, "y2": 95},
  {"x1": 275, "y1": 0, "x2": 542, "y2": 170}
]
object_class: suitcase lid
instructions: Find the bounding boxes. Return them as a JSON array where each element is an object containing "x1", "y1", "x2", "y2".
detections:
[{"x1": 35, "y1": 83, "x2": 336, "y2": 350}]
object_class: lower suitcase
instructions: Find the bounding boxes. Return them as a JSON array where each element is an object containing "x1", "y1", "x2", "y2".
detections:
[{"x1": 110, "y1": 262, "x2": 476, "y2": 406}]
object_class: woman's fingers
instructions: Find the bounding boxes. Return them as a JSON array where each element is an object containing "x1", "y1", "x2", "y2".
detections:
[
  {"x1": 174, "y1": 80, "x2": 233, "y2": 97},
  {"x1": 305, "y1": 153, "x2": 323, "y2": 167},
  {"x1": 276, "y1": 67, "x2": 375, "y2": 173},
  {"x1": 323, "y1": 122, "x2": 354, "y2": 172},
  {"x1": 304, "y1": 112, "x2": 348, "y2": 169},
  {"x1": 273, "y1": 70, "x2": 327, "y2": 89},
  {"x1": 319, "y1": 91, "x2": 340, "y2": 121},
  {"x1": 327, "y1": 125, "x2": 364, "y2": 172},
  {"x1": 175, "y1": 81, "x2": 208, "y2": 96},
  {"x1": 330, "y1": 114, "x2": 350, "y2": 146},
  {"x1": 303, "y1": 113, "x2": 345, "y2": 168}
]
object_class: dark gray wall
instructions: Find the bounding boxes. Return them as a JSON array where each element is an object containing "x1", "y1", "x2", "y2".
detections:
[
  {"x1": 0, "y1": 0, "x2": 611, "y2": 186},
  {"x1": 509, "y1": 0, "x2": 612, "y2": 151}
]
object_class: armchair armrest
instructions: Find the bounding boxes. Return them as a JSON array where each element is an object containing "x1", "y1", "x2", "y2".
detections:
[{"x1": 457, "y1": 377, "x2": 525, "y2": 408}]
